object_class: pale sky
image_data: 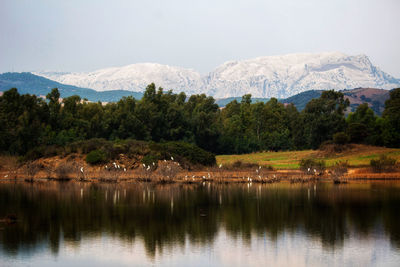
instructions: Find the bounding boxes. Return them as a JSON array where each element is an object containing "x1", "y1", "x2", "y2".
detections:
[{"x1": 1, "y1": 0, "x2": 399, "y2": 77}]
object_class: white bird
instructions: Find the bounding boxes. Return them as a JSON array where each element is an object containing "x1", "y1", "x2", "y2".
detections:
[
  {"x1": 171, "y1": 156, "x2": 174, "y2": 161},
  {"x1": 259, "y1": 166, "x2": 262, "y2": 169},
  {"x1": 152, "y1": 162, "x2": 155, "y2": 166},
  {"x1": 203, "y1": 176, "x2": 206, "y2": 179},
  {"x1": 124, "y1": 168, "x2": 126, "y2": 172},
  {"x1": 164, "y1": 160, "x2": 167, "y2": 162},
  {"x1": 105, "y1": 165, "x2": 108, "y2": 169},
  {"x1": 307, "y1": 168, "x2": 310, "y2": 172},
  {"x1": 117, "y1": 165, "x2": 120, "y2": 169},
  {"x1": 80, "y1": 167, "x2": 84, "y2": 173},
  {"x1": 146, "y1": 166, "x2": 150, "y2": 171},
  {"x1": 4, "y1": 175, "x2": 8, "y2": 178},
  {"x1": 143, "y1": 163, "x2": 146, "y2": 168},
  {"x1": 219, "y1": 164, "x2": 222, "y2": 168},
  {"x1": 314, "y1": 169, "x2": 317, "y2": 173}
]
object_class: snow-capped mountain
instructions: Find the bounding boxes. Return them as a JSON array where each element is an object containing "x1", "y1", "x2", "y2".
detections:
[
  {"x1": 35, "y1": 52, "x2": 400, "y2": 98},
  {"x1": 36, "y1": 63, "x2": 202, "y2": 95}
]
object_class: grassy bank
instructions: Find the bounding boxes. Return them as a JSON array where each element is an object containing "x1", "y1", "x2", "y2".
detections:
[
  {"x1": 216, "y1": 144, "x2": 400, "y2": 169},
  {"x1": 1, "y1": 144, "x2": 400, "y2": 183}
]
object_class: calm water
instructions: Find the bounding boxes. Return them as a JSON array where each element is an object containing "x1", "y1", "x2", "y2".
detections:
[{"x1": 1, "y1": 181, "x2": 400, "y2": 266}]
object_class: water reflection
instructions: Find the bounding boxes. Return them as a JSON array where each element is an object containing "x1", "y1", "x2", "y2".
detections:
[{"x1": 0, "y1": 181, "x2": 400, "y2": 265}]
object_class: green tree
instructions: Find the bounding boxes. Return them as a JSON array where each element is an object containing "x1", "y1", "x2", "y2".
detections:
[
  {"x1": 382, "y1": 88, "x2": 400, "y2": 147},
  {"x1": 303, "y1": 90, "x2": 349, "y2": 149},
  {"x1": 346, "y1": 103, "x2": 378, "y2": 144}
]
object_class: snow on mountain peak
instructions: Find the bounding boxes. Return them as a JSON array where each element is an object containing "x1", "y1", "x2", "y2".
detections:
[
  {"x1": 35, "y1": 63, "x2": 202, "y2": 95},
  {"x1": 34, "y1": 52, "x2": 400, "y2": 98}
]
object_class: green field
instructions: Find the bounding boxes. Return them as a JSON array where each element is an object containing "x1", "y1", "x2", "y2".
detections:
[{"x1": 216, "y1": 145, "x2": 400, "y2": 169}]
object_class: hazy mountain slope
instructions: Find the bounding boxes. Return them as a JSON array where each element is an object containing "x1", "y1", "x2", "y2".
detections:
[
  {"x1": 342, "y1": 88, "x2": 390, "y2": 115},
  {"x1": 216, "y1": 88, "x2": 390, "y2": 115},
  {"x1": 0, "y1": 72, "x2": 143, "y2": 102},
  {"x1": 281, "y1": 90, "x2": 324, "y2": 111},
  {"x1": 280, "y1": 88, "x2": 389, "y2": 115}
]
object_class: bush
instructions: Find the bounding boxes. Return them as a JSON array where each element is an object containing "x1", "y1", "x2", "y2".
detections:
[
  {"x1": 141, "y1": 154, "x2": 159, "y2": 168},
  {"x1": 370, "y1": 155, "x2": 397, "y2": 172},
  {"x1": 25, "y1": 161, "x2": 41, "y2": 179},
  {"x1": 231, "y1": 160, "x2": 259, "y2": 169},
  {"x1": 68, "y1": 138, "x2": 110, "y2": 154},
  {"x1": 300, "y1": 158, "x2": 326, "y2": 173},
  {"x1": 333, "y1": 132, "x2": 349, "y2": 145},
  {"x1": 85, "y1": 149, "x2": 107, "y2": 165},
  {"x1": 150, "y1": 141, "x2": 216, "y2": 166},
  {"x1": 55, "y1": 163, "x2": 75, "y2": 179},
  {"x1": 156, "y1": 161, "x2": 181, "y2": 182},
  {"x1": 331, "y1": 160, "x2": 349, "y2": 177}
]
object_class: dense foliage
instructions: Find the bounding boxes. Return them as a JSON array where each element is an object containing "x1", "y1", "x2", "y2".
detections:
[{"x1": 1, "y1": 84, "x2": 399, "y2": 158}]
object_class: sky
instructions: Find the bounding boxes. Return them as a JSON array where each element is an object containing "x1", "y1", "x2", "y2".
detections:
[{"x1": 0, "y1": 0, "x2": 399, "y2": 77}]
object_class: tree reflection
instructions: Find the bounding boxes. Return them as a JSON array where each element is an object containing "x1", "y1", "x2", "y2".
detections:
[{"x1": 0, "y1": 182, "x2": 399, "y2": 257}]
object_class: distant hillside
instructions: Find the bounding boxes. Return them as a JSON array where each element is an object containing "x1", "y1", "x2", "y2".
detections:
[
  {"x1": 216, "y1": 97, "x2": 270, "y2": 106},
  {"x1": 281, "y1": 90, "x2": 324, "y2": 111},
  {"x1": 217, "y1": 88, "x2": 390, "y2": 115},
  {"x1": 0, "y1": 72, "x2": 143, "y2": 102},
  {"x1": 281, "y1": 88, "x2": 389, "y2": 115},
  {"x1": 216, "y1": 90, "x2": 324, "y2": 112},
  {"x1": 341, "y1": 88, "x2": 390, "y2": 115}
]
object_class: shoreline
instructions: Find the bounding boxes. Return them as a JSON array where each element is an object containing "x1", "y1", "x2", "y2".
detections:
[{"x1": 2, "y1": 168, "x2": 400, "y2": 184}]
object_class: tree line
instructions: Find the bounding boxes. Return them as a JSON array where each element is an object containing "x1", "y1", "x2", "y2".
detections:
[{"x1": 0, "y1": 83, "x2": 399, "y2": 157}]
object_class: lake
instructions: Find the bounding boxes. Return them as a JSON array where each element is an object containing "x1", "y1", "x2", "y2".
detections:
[{"x1": 1, "y1": 181, "x2": 400, "y2": 266}]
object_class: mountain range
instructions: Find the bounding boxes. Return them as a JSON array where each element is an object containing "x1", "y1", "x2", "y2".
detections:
[
  {"x1": 0, "y1": 72, "x2": 390, "y2": 115},
  {"x1": 33, "y1": 52, "x2": 400, "y2": 98}
]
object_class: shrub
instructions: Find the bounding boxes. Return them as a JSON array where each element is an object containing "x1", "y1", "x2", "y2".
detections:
[
  {"x1": 331, "y1": 160, "x2": 349, "y2": 177},
  {"x1": 232, "y1": 160, "x2": 243, "y2": 169},
  {"x1": 23, "y1": 147, "x2": 44, "y2": 161},
  {"x1": 231, "y1": 160, "x2": 259, "y2": 169},
  {"x1": 370, "y1": 155, "x2": 397, "y2": 173},
  {"x1": 156, "y1": 161, "x2": 181, "y2": 182},
  {"x1": 85, "y1": 149, "x2": 107, "y2": 165},
  {"x1": 55, "y1": 163, "x2": 75, "y2": 179},
  {"x1": 128, "y1": 142, "x2": 149, "y2": 156},
  {"x1": 141, "y1": 154, "x2": 159, "y2": 168},
  {"x1": 333, "y1": 132, "x2": 349, "y2": 145},
  {"x1": 300, "y1": 158, "x2": 326, "y2": 173},
  {"x1": 68, "y1": 138, "x2": 110, "y2": 154},
  {"x1": 150, "y1": 141, "x2": 216, "y2": 166},
  {"x1": 25, "y1": 161, "x2": 41, "y2": 179}
]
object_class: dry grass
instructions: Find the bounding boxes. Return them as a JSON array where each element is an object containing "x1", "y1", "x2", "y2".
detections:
[{"x1": 217, "y1": 145, "x2": 400, "y2": 170}]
